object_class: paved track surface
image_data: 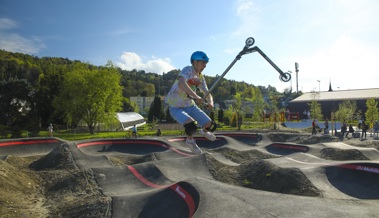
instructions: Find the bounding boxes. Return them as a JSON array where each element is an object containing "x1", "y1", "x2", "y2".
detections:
[{"x1": 1, "y1": 133, "x2": 379, "y2": 218}]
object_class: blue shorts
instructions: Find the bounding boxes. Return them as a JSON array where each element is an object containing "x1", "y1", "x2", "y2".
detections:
[{"x1": 169, "y1": 105, "x2": 211, "y2": 127}]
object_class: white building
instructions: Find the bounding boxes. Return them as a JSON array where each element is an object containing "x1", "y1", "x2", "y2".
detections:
[{"x1": 130, "y1": 96, "x2": 154, "y2": 115}]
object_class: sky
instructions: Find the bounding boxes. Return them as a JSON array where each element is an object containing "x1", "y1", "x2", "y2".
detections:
[{"x1": 1, "y1": 0, "x2": 379, "y2": 93}]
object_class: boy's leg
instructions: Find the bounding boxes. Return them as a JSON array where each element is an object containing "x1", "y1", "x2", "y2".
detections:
[
  {"x1": 170, "y1": 105, "x2": 216, "y2": 137},
  {"x1": 169, "y1": 107, "x2": 197, "y2": 138},
  {"x1": 187, "y1": 106, "x2": 216, "y2": 141},
  {"x1": 169, "y1": 107, "x2": 202, "y2": 154}
]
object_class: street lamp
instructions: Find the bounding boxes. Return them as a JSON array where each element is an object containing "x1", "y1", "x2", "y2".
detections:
[{"x1": 317, "y1": 80, "x2": 321, "y2": 93}]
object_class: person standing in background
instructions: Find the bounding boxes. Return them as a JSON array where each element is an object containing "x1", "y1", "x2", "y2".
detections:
[
  {"x1": 324, "y1": 118, "x2": 329, "y2": 135},
  {"x1": 361, "y1": 121, "x2": 368, "y2": 140},
  {"x1": 47, "y1": 123, "x2": 53, "y2": 137}
]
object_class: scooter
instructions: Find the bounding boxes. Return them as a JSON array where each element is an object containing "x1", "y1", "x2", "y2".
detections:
[{"x1": 204, "y1": 37, "x2": 291, "y2": 99}]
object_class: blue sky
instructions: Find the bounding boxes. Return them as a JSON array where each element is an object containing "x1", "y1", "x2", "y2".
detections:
[{"x1": 1, "y1": 0, "x2": 379, "y2": 93}]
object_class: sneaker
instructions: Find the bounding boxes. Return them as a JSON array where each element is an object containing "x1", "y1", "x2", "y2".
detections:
[
  {"x1": 199, "y1": 129, "x2": 216, "y2": 141},
  {"x1": 185, "y1": 139, "x2": 202, "y2": 154}
]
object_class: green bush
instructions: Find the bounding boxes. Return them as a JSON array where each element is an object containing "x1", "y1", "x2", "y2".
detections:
[{"x1": 0, "y1": 125, "x2": 11, "y2": 139}]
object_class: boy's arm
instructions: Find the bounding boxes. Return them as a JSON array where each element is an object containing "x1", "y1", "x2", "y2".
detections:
[
  {"x1": 177, "y1": 76, "x2": 204, "y2": 104},
  {"x1": 199, "y1": 77, "x2": 214, "y2": 109},
  {"x1": 205, "y1": 93, "x2": 214, "y2": 109}
]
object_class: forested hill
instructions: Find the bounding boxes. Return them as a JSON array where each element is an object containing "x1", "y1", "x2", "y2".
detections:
[
  {"x1": 0, "y1": 49, "x2": 286, "y2": 99},
  {"x1": 0, "y1": 49, "x2": 299, "y2": 132}
]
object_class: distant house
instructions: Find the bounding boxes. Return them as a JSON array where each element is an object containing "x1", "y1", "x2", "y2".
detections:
[
  {"x1": 288, "y1": 88, "x2": 379, "y2": 119},
  {"x1": 220, "y1": 100, "x2": 235, "y2": 110}
]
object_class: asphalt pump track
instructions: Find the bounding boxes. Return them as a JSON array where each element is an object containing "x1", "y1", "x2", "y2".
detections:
[{"x1": 1, "y1": 132, "x2": 379, "y2": 218}]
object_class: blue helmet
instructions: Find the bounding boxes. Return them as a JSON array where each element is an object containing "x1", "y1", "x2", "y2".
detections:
[{"x1": 190, "y1": 51, "x2": 209, "y2": 63}]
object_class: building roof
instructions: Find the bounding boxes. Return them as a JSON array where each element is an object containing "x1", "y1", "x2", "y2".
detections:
[{"x1": 291, "y1": 88, "x2": 379, "y2": 102}]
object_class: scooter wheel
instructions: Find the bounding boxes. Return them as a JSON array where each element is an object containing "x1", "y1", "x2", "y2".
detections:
[
  {"x1": 280, "y1": 72, "x2": 291, "y2": 82},
  {"x1": 245, "y1": 37, "x2": 255, "y2": 47}
]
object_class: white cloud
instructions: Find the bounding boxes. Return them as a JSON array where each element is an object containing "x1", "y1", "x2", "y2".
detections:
[
  {"x1": 0, "y1": 32, "x2": 45, "y2": 54},
  {"x1": 117, "y1": 52, "x2": 176, "y2": 74},
  {"x1": 235, "y1": 0, "x2": 379, "y2": 92},
  {"x1": 0, "y1": 18, "x2": 45, "y2": 54},
  {"x1": 288, "y1": 36, "x2": 379, "y2": 92},
  {"x1": 231, "y1": 0, "x2": 260, "y2": 38},
  {"x1": 235, "y1": 0, "x2": 254, "y2": 15},
  {"x1": 0, "y1": 18, "x2": 18, "y2": 30}
]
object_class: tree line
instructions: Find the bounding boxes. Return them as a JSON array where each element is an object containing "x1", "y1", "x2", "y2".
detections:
[{"x1": 0, "y1": 49, "x2": 301, "y2": 137}]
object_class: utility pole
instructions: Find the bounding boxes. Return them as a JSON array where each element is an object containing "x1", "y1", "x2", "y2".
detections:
[{"x1": 295, "y1": 62, "x2": 299, "y2": 93}]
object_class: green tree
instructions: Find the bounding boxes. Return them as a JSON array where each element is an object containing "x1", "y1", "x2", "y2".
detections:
[
  {"x1": 143, "y1": 83, "x2": 155, "y2": 96},
  {"x1": 230, "y1": 86, "x2": 236, "y2": 96},
  {"x1": 53, "y1": 63, "x2": 123, "y2": 134},
  {"x1": 165, "y1": 108, "x2": 174, "y2": 123},
  {"x1": 334, "y1": 100, "x2": 358, "y2": 122},
  {"x1": 231, "y1": 112, "x2": 238, "y2": 127},
  {"x1": 308, "y1": 100, "x2": 323, "y2": 120},
  {"x1": 148, "y1": 96, "x2": 163, "y2": 122},
  {"x1": 0, "y1": 78, "x2": 35, "y2": 137},
  {"x1": 245, "y1": 86, "x2": 264, "y2": 121},
  {"x1": 233, "y1": 93, "x2": 244, "y2": 129},
  {"x1": 234, "y1": 93, "x2": 242, "y2": 111},
  {"x1": 218, "y1": 109, "x2": 224, "y2": 124},
  {"x1": 267, "y1": 95, "x2": 280, "y2": 122},
  {"x1": 365, "y1": 98, "x2": 379, "y2": 128},
  {"x1": 230, "y1": 111, "x2": 243, "y2": 129},
  {"x1": 122, "y1": 98, "x2": 138, "y2": 112},
  {"x1": 210, "y1": 110, "x2": 215, "y2": 121},
  {"x1": 35, "y1": 67, "x2": 65, "y2": 127},
  {"x1": 215, "y1": 86, "x2": 229, "y2": 101},
  {"x1": 224, "y1": 105, "x2": 234, "y2": 125}
]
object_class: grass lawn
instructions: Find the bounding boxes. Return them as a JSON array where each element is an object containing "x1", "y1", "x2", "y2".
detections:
[{"x1": 3, "y1": 122, "x2": 275, "y2": 141}]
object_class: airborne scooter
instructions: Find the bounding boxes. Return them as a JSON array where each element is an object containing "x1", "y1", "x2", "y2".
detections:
[
  {"x1": 196, "y1": 37, "x2": 291, "y2": 142},
  {"x1": 203, "y1": 37, "x2": 291, "y2": 99}
]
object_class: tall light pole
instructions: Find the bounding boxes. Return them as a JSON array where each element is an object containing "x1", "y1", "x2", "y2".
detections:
[
  {"x1": 317, "y1": 80, "x2": 321, "y2": 93},
  {"x1": 295, "y1": 62, "x2": 299, "y2": 93}
]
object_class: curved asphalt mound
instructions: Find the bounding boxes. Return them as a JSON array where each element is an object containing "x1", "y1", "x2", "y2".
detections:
[
  {"x1": 67, "y1": 141, "x2": 114, "y2": 169},
  {"x1": 111, "y1": 181, "x2": 200, "y2": 218},
  {"x1": 322, "y1": 142, "x2": 379, "y2": 161},
  {"x1": 1, "y1": 133, "x2": 379, "y2": 217},
  {"x1": 0, "y1": 137, "x2": 65, "y2": 158},
  {"x1": 266, "y1": 142, "x2": 310, "y2": 155},
  {"x1": 216, "y1": 132, "x2": 261, "y2": 146},
  {"x1": 92, "y1": 155, "x2": 209, "y2": 217},
  {"x1": 325, "y1": 162, "x2": 379, "y2": 199},
  {"x1": 77, "y1": 139, "x2": 179, "y2": 156},
  {"x1": 167, "y1": 136, "x2": 228, "y2": 149}
]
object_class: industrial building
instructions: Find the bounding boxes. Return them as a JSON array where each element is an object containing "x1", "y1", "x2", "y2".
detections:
[{"x1": 288, "y1": 87, "x2": 379, "y2": 120}]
